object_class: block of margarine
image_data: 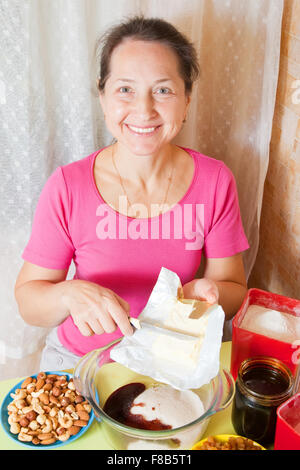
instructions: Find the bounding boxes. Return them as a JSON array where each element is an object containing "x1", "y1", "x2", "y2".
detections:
[
  {"x1": 152, "y1": 335, "x2": 203, "y2": 369},
  {"x1": 151, "y1": 298, "x2": 215, "y2": 369},
  {"x1": 161, "y1": 298, "x2": 214, "y2": 336}
]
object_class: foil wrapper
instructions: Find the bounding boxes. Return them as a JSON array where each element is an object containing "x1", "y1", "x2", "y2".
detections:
[{"x1": 111, "y1": 267, "x2": 225, "y2": 390}]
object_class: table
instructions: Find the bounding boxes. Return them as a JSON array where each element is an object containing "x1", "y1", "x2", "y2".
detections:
[{"x1": 0, "y1": 342, "x2": 235, "y2": 450}]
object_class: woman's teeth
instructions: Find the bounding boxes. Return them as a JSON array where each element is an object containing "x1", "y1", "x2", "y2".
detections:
[{"x1": 127, "y1": 125, "x2": 157, "y2": 134}]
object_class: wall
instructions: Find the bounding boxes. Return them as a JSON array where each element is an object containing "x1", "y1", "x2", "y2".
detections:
[{"x1": 249, "y1": 0, "x2": 300, "y2": 299}]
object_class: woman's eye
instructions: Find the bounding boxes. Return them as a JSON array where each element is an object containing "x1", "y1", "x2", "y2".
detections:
[
  {"x1": 156, "y1": 87, "x2": 171, "y2": 95},
  {"x1": 119, "y1": 86, "x2": 132, "y2": 93}
]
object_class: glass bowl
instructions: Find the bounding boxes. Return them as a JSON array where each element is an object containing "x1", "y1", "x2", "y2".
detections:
[{"x1": 74, "y1": 338, "x2": 235, "y2": 450}]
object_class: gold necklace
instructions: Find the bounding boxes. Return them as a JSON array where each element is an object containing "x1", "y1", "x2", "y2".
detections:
[{"x1": 111, "y1": 144, "x2": 174, "y2": 218}]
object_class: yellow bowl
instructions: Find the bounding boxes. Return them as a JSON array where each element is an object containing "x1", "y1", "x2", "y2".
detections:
[{"x1": 191, "y1": 434, "x2": 266, "y2": 450}]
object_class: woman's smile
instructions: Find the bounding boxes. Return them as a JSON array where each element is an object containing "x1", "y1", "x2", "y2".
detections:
[{"x1": 125, "y1": 123, "x2": 162, "y2": 136}]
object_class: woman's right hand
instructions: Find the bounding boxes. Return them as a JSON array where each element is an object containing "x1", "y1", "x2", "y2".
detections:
[{"x1": 61, "y1": 280, "x2": 133, "y2": 337}]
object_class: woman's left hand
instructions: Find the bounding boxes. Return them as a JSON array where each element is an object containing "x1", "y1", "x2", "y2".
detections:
[{"x1": 182, "y1": 278, "x2": 219, "y2": 304}]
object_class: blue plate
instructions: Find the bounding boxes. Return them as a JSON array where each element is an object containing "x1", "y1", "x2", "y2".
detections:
[{"x1": 0, "y1": 371, "x2": 94, "y2": 449}]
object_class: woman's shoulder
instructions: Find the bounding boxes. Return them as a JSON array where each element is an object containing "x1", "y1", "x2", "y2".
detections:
[
  {"x1": 181, "y1": 146, "x2": 231, "y2": 178},
  {"x1": 42, "y1": 149, "x2": 103, "y2": 197},
  {"x1": 60, "y1": 149, "x2": 100, "y2": 178}
]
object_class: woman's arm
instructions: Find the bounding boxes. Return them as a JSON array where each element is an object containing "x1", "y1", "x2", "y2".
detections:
[
  {"x1": 14, "y1": 261, "x2": 133, "y2": 336},
  {"x1": 182, "y1": 253, "x2": 247, "y2": 321},
  {"x1": 15, "y1": 261, "x2": 70, "y2": 327}
]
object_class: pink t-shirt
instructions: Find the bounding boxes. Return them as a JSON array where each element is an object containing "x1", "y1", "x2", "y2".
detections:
[{"x1": 22, "y1": 146, "x2": 249, "y2": 355}]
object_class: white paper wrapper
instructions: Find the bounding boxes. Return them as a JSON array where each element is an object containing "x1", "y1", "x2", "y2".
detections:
[{"x1": 110, "y1": 267, "x2": 225, "y2": 390}]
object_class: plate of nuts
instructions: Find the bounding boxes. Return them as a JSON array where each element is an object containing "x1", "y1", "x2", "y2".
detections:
[{"x1": 0, "y1": 371, "x2": 94, "y2": 448}]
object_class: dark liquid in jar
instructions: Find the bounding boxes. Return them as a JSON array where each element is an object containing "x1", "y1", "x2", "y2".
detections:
[
  {"x1": 232, "y1": 366, "x2": 290, "y2": 446},
  {"x1": 243, "y1": 367, "x2": 289, "y2": 395},
  {"x1": 103, "y1": 382, "x2": 172, "y2": 431}
]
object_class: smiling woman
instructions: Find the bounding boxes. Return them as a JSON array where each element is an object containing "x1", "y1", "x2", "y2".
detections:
[
  {"x1": 15, "y1": 15, "x2": 249, "y2": 370},
  {"x1": 98, "y1": 39, "x2": 190, "y2": 161}
]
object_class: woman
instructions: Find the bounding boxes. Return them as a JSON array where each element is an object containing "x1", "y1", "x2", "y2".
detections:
[{"x1": 15, "y1": 16, "x2": 249, "y2": 370}]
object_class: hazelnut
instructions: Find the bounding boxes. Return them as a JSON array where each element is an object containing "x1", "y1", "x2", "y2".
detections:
[
  {"x1": 52, "y1": 386, "x2": 61, "y2": 397},
  {"x1": 25, "y1": 410, "x2": 38, "y2": 422},
  {"x1": 19, "y1": 417, "x2": 30, "y2": 427}
]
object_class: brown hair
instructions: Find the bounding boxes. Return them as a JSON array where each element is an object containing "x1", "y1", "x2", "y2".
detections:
[{"x1": 96, "y1": 15, "x2": 200, "y2": 96}]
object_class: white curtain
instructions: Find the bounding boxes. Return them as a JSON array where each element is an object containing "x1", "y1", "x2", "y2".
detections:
[{"x1": 0, "y1": 0, "x2": 283, "y2": 380}]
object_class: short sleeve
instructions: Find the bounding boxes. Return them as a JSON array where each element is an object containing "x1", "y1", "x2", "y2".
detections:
[
  {"x1": 22, "y1": 167, "x2": 74, "y2": 269},
  {"x1": 203, "y1": 164, "x2": 249, "y2": 258}
]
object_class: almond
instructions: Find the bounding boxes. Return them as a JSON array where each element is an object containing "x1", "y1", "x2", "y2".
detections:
[
  {"x1": 50, "y1": 395, "x2": 60, "y2": 406},
  {"x1": 44, "y1": 383, "x2": 53, "y2": 392},
  {"x1": 39, "y1": 393, "x2": 49, "y2": 405},
  {"x1": 41, "y1": 438, "x2": 56, "y2": 445},
  {"x1": 36, "y1": 378, "x2": 45, "y2": 391},
  {"x1": 21, "y1": 377, "x2": 32, "y2": 389},
  {"x1": 27, "y1": 430, "x2": 41, "y2": 436},
  {"x1": 77, "y1": 410, "x2": 90, "y2": 421},
  {"x1": 69, "y1": 425, "x2": 81, "y2": 435},
  {"x1": 37, "y1": 432, "x2": 53, "y2": 440},
  {"x1": 75, "y1": 420, "x2": 88, "y2": 427}
]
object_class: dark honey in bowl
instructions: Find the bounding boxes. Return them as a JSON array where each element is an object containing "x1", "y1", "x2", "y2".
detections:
[{"x1": 231, "y1": 356, "x2": 294, "y2": 447}]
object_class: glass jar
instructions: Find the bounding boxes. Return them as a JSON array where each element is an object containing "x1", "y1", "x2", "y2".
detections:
[{"x1": 231, "y1": 356, "x2": 294, "y2": 447}]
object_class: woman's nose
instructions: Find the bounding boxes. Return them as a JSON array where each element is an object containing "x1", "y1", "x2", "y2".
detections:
[{"x1": 133, "y1": 93, "x2": 156, "y2": 119}]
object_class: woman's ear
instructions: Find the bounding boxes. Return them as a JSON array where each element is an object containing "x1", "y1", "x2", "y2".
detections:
[
  {"x1": 185, "y1": 93, "x2": 191, "y2": 110},
  {"x1": 98, "y1": 89, "x2": 106, "y2": 115},
  {"x1": 183, "y1": 94, "x2": 191, "y2": 121}
]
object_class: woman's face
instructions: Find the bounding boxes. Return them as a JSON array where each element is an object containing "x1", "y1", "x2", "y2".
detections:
[{"x1": 99, "y1": 39, "x2": 191, "y2": 157}]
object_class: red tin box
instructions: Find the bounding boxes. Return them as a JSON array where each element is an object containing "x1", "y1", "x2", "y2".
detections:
[
  {"x1": 274, "y1": 392, "x2": 300, "y2": 450},
  {"x1": 230, "y1": 288, "x2": 300, "y2": 381}
]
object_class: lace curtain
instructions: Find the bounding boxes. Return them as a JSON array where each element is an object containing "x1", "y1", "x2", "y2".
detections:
[{"x1": 0, "y1": 0, "x2": 283, "y2": 379}]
